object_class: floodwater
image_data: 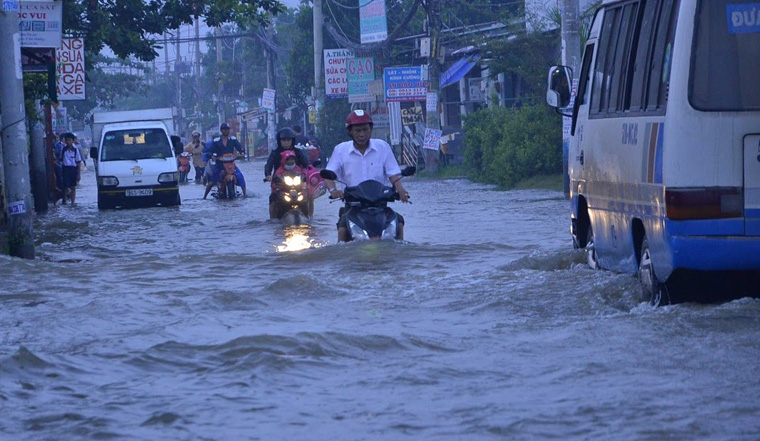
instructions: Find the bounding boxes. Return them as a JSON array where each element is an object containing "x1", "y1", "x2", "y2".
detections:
[{"x1": 1, "y1": 159, "x2": 759, "y2": 440}]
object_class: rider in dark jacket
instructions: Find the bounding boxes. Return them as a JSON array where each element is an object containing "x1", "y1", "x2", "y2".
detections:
[{"x1": 264, "y1": 127, "x2": 309, "y2": 181}]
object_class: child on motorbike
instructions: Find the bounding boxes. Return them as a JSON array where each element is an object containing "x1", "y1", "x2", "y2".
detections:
[{"x1": 269, "y1": 150, "x2": 311, "y2": 218}]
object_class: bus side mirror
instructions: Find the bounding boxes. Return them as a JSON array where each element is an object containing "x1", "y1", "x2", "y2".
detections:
[{"x1": 546, "y1": 65, "x2": 573, "y2": 109}]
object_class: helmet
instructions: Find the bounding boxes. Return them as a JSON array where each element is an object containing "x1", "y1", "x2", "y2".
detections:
[
  {"x1": 280, "y1": 150, "x2": 296, "y2": 162},
  {"x1": 345, "y1": 109, "x2": 373, "y2": 128},
  {"x1": 277, "y1": 127, "x2": 296, "y2": 141}
]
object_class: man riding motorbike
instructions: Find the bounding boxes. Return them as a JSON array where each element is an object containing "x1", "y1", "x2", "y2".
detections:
[
  {"x1": 203, "y1": 123, "x2": 246, "y2": 199},
  {"x1": 324, "y1": 110, "x2": 410, "y2": 242}
]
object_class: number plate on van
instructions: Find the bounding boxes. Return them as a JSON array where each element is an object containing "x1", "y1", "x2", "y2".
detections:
[{"x1": 125, "y1": 189, "x2": 153, "y2": 197}]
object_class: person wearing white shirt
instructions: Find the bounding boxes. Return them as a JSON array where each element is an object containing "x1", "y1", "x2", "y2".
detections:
[{"x1": 324, "y1": 110, "x2": 410, "y2": 242}]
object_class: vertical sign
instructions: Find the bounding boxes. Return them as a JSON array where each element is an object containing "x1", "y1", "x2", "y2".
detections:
[
  {"x1": 56, "y1": 38, "x2": 85, "y2": 100},
  {"x1": 18, "y1": 1, "x2": 62, "y2": 48},
  {"x1": 388, "y1": 101, "x2": 401, "y2": 145},
  {"x1": 426, "y1": 92, "x2": 438, "y2": 112},
  {"x1": 324, "y1": 49, "x2": 354, "y2": 98},
  {"x1": 347, "y1": 57, "x2": 375, "y2": 103},
  {"x1": 262, "y1": 88, "x2": 276, "y2": 111},
  {"x1": 359, "y1": 0, "x2": 388, "y2": 44}
]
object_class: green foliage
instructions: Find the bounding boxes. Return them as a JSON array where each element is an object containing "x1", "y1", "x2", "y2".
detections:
[{"x1": 463, "y1": 105, "x2": 563, "y2": 188}]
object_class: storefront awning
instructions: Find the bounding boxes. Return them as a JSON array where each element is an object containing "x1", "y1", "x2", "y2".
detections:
[{"x1": 440, "y1": 55, "x2": 480, "y2": 88}]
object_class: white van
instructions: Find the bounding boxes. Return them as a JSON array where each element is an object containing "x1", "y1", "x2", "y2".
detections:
[
  {"x1": 547, "y1": 0, "x2": 760, "y2": 304},
  {"x1": 92, "y1": 109, "x2": 180, "y2": 209}
]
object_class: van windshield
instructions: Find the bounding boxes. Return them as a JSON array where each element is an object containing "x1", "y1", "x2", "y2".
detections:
[
  {"x1": 690, "y1": 0, "x2": 760, "y2": 111},
  {"x1": 100, "y1": 129, "x2": 172, "y2": 161}
]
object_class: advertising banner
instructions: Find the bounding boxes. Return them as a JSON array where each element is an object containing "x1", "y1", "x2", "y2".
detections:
[
  {"x1": 56, "y1": 38, "x2": 85, "y2": 100},
  {"x1": 423, "y1": 128, "x2": 443, "y2": 151},
  {"x1": 360, "y1": 0, "x2": 388, "y2": 44},
  {"x1": 262, "y1": 88, "x2": 276, "y2": 111},
  {"x1": 324, "y1": 49, "x2": 354, "y2": 98},
  {"x1": 384, "y1": 66, "x2": 427, "y2": 102},
  {"x1": 18, "y1": 1, "x2": 62, "y2": 48},
  {"x1": 347, "y1": 57, "x2": 375, "y2": 103}
]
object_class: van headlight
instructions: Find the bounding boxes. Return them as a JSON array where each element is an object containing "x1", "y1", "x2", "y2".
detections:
[
  {"x1": 99, "y1": 176, "x2": 119, "y2": 186},
  {"x1": 158, "y1": 172, "x2": 178, "y2": 183}
]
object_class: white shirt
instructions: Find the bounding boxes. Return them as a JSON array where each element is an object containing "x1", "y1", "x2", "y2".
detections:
[{"x1": 326, "y1": 138, "x2": 401, "y2": 187}]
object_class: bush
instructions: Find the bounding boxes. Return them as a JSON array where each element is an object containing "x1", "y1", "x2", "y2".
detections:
[{"x1": 463, "y1": 105, "x2": 562, "y2": 188}]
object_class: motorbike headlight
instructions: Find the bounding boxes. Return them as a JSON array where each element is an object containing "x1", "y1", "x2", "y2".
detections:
[
  {"x1": 292, "y1": 175, "x2": 302, "y2": 186},
  {"x1": 348, "y1": 220, "x2": 370, "y2": 240},
  {"x1": 283, "y1": 194, "x2": 292, "y2": 202},
  {"x1": 382, "y1": 219, "x2": 398, "y2": 240},
  {"x1": 297, "y1": 194, "x2": 304, "y2": 202}
]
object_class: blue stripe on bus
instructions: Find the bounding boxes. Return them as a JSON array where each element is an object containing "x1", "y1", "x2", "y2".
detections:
[
  {"x1": 654, "y1": 123, "x2": 664, "y2": 184},
  {"x1": 669, "y1": 235, "x2": 760, "y2": 270},
  {"x1": 666, "y1": 218, "x2": 745, "y2": 236}
]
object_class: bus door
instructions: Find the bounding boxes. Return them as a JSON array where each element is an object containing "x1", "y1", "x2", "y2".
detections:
[{"x1": 745, "y1": 134, "x2": 760, "y2": 236}]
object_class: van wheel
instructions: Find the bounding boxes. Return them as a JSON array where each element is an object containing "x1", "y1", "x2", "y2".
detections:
[
  {"x1": 97, "y1": 194, "x2": 113, "y2": 210},
  {"x1": 585, "y1": 224, "x2": 600, "y2": 270},
  {"x1": 638, "y1": 236, "x2": 665, "y2": 306},
  {"x1": 164, "y1": 191, "x2": 181, "y2": 207}
]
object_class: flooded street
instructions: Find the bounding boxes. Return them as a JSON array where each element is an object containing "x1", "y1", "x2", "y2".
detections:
[{"x1": 2, "y1": 159, "x2": 760, "y2": 440}]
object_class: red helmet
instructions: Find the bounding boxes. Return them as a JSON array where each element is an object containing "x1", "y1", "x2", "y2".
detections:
[
  {"x1": 280, "y1": 150, "x2": 296, "y2": 162},
  {"x1": 345, "y1": 109, "x2": 373, "y2": 128}
]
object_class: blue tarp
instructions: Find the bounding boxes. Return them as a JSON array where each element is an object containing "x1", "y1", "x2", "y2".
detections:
[{"x1": 439, "y1": 55, "x2": 480, "y2": 88}]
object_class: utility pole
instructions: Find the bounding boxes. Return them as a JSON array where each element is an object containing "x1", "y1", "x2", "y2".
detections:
[
  {"x1": 216, "y1": 26, "x2": 224, "y2": 126},
  {"x1": 265, "y1": 30, "x2": 277, "y2": 153},
  {"x1": 423, "y1": 0, "x2": 442, "y2": 171},
  {"x1": 0, "y1": 7, "x2": 35, "y2": 258},
  {"x1": 312, "y1": 0, "x2": 324, "y2": 137},
  {"x1": 560, "y1": 0, "x2": 581, "y2": 198}
]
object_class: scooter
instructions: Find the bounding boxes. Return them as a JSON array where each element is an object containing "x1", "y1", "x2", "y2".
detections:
[
  {"x1": 320, "y1": 166, "x2": 416, "y2": 241},
  {"x1": 270, "y1": 170, "x2": 310, "y2": 224},
  {"x1": 206, "y1": 153, "x2": 245, "y2": 200},
  {"x1": 177, "y1": 152, "x2": 192, "y2": 184}
]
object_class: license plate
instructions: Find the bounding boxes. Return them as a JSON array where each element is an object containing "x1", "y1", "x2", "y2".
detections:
[{"x1": 125, "y1": 188, "x2": 153, "y2": 197}]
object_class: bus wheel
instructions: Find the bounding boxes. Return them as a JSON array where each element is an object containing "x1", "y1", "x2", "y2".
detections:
[
  {"x1": 585, "y1": 224, "x2": 600, "y2": 270},
  {"x1": 638, "y1": 236, "x2": 663, "y2": 306}
]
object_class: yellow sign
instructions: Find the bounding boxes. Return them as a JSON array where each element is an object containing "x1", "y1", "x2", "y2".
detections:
[
  {"x1": 309, "y1": 109, "x2": 317, "y2": 124},
  {"x1": 401, "y1": 106, "x2": 423, "y2": 125}
]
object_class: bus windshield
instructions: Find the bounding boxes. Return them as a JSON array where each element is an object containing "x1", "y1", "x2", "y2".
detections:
[{"x1": 690, "y1": 0, "x2": 760, "y2": 111}]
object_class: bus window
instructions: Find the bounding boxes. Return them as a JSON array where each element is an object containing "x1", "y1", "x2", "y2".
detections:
[{"x1": 690, "y1": 0, "x2": 760, "y2": 111}]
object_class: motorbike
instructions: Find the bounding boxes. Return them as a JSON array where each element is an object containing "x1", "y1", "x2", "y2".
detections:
[
  {"x1": 206, "y1": 153, "x2": 245, "y2": 200},
  {"x1": 177, "y1": 152, "x2": 192, "y2": 184},
  {"x1": 320, "y1": 166, "x2": 416, "y2": 241},
  {"x1": 270, "y1": 170, "x2": 310, "y2": 223}
]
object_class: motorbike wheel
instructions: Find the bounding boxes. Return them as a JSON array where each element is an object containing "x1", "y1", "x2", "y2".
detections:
[
  {"x1": 225, "y1": 180, "x2": 236, "y2": 200},
  {"x1": 179, "y1": 171, "x2": 187, "y2": 184}
]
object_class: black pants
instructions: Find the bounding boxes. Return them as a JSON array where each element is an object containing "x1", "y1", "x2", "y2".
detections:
[{"x1": 194, "y1": 166, "x2": 204, "y2": 180}]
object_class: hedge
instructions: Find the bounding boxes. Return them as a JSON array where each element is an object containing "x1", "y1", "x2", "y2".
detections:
[{"x1": 463, "y1": 105, "x2": 563, "y2": 188}]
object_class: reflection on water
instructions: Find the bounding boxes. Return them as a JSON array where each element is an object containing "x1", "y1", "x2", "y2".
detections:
[{"x1": 275, "y1": 225, "x2": 325, "y2": 253}]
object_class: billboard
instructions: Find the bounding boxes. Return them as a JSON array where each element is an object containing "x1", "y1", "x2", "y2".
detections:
[
  {"x1": 324, "y1": 49, "x2": 354, "y2": 98},
  {"x1": 18, "y1": 1, "x2": 62, "y2": 48},
  {"x1": 384, "y1": 66, "x2": 427, "y2": 102}
]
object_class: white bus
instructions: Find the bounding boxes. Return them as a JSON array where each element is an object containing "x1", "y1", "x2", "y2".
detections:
[{"x1": 546, "y1": 0, "x2": 760, "y2": 304}]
